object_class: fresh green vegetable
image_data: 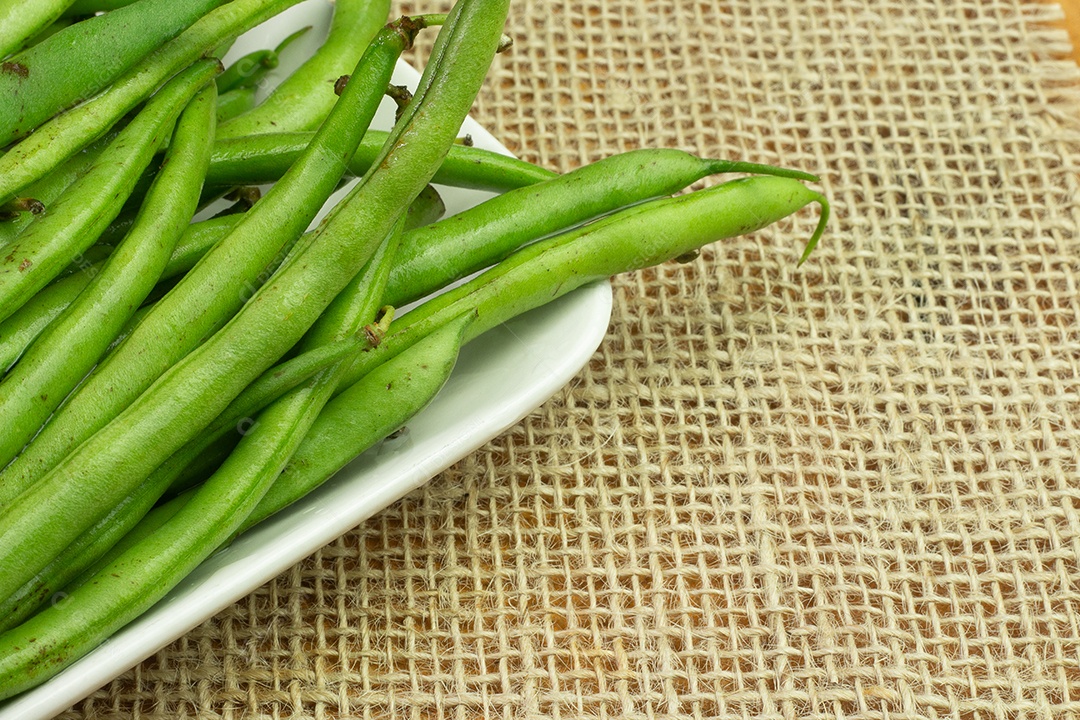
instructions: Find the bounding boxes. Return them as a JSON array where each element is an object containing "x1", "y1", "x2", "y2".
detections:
[
  {"x1": 385, "y1": 147, "x2": 819, "y2": 308},
  {"x1": 0, "y1": 314, "x2": 392, "y2": 631},
  {"x1": 215, "y1": 25, "x2": 307, "y2": 95},
  {"x1": 62, "y1": 0, "x2": 137, "y2": 14},
  {"x1": 0, "y1": 0, "x2": 304, "y2": 205},
  {"x1": 0, "y1": 0, "x2": 78, "y2": 59},
  {"x1": 0, "y1": 9, "x2": 465, "y2": 599},
  {"x1": 0, "y1": 82, "x2": 218, "y2": 469},
  {"x1": 217, "y1": 0, "x2": 390, "y2": 137},
  {"x1": 206, "y1": 129, "x2": 557, "y2": 192},
  {"x1": 0, "y1": 59, "x2": 219, "y2": 328},
  {"x1": 215, "y1": 85, "x2": 257, "y2": 123},
  {"x1": 0, "y1": 307, "x2": 468, "y2": 697},
  {"x1": 0, "y1": 14, "x2": 424, "y2": 504},
  {"x1": 0, "y1": 264, "x2": 96, "y2": 372},
  {"x1": 339, "y1": 175, "x2": 829, "y2": 394},
  {"x1": 0, "y1": 0, "x2": 227, "y2": 147}
]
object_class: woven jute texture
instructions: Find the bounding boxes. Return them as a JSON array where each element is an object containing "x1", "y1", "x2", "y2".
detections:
[{"x1": 56, "y1": 0, "x2": 1080, "y2": 718}]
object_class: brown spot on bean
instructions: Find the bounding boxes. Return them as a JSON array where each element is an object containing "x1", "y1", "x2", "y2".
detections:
[
  {"x1": 18, "y1": 258, "x2": 32, "y2": 271},
  {"x1": 2, "y1": 61, "x2": 28, "y2": 78}
]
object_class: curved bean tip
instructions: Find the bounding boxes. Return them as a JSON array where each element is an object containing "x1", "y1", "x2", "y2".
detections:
[
  {"x1": 497, "y1": 34, "x2": 514, "y2": 54},
  {"x1": 796, "y1": 193, "x2": 830, "y2": 267}
]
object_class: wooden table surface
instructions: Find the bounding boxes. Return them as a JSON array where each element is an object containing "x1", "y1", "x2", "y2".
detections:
[{"x1": 1057, "y1": 0, "x2": 1080, "y2": 59}]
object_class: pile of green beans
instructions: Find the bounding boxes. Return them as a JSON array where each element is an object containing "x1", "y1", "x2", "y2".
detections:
[{"x1": 0, "y1": 0, "x2": 828, "y2": 700}]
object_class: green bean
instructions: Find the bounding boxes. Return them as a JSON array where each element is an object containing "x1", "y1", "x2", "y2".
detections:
[
  {"x1": 216, "y1": 25, "x2": 309, "y2": 94},
  {"x1": 340, "y1": 175, "x2": 829, "y2": 395},
  {"x1": 1, "y1": 0, "x2": 505, "y2": 640},
  {"x1": 217, "y1": 50, "x2": 276, "y2": 93},
  {"x1": 0, "y1": 12, "x2": 420, "y2": 501},
  {"x1": 0, "y1": 59, "x2": 218, "y2": 327},
  {"x1": 0, "y1": 0, "x2": 303, "y2": 205},
  {"x1": 0, "y1": 10, "x2": 459, "y2": 595},
  {"x1": 207, "y1": 129, "x2": 557, "y2": 192},
  {"x1": 0, "y1": 180, "x2": 438, "y2": 393},
  {"x1": 407, "y1": 184, "x2": 446, "y2": 229},
  {"x1": 249, "y1": 312, "x2": 471, "y2": 524},
  {"x1": 0, "y1": 0, "x2": 77, "y2": 59},
  {"x1": 5, "y1": 213, "x2": 404, "y2": 668},
  {"x1": 76, "y1": 310, "x2": 469, "y2": 597},
  {"x1": 0, "y1": 82, "x2": 218, "y2": 469},
  {"x1": 217, "y1": 0, "x2": 390, "y2": 137},
  {"x1": 0, "y1": 265, "x2": 96, "y2": 373},
  {"x1": 385, "y1": 147, "x2": 820, "y2": 308},
  {"x1": 121, "y1": 127, "x2": 552, "y2": 215},
  {"x1": 0, "y1": 296, "x2": 462, "y2": 698},
  {"x1": 0, "y1": 216, "x2": 240, "y2": 377},
  {"x1": 0, "y1": 0, "x2": 227, "y2": 147},
  {"x1": 89, "y1": 166, "x2": 823, "y2": 586},
  {"x1": 253, "y1": 178, "x2": 828, "y2": 522},
  {"x1": 62, "y1": 0, "x2": 137, "y2": 14},
  {"x1": 216, "y1": 86, "x2": 257, "y2": 123},
  {"x1": 3, "y1": 238, "x2": 399, "y2": 612},
  {"x1": 0, "y1": 132, "x2": 113, "y2": 250},
  {"x1": 13, "y1": 13, "x2": 79, "y2": 52},
  {"x1": 38, "y1": 175, "x2": 826, "y2": 637},
  {"x1": 0, "y1": 316, "x2": 391, "y2": 631}
]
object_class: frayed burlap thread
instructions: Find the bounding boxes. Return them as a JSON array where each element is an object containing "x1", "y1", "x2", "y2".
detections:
[{"x1": 57, "y1": 0, "x2": 1080, "y2": 718}]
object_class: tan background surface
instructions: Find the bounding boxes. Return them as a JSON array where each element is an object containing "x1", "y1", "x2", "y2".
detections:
[{"x1": 58, "y1": 0, "x2": 1080, "y2": 717}]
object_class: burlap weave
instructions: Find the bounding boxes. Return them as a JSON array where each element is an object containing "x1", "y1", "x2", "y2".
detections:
[{"x1": 56, "y1": 0, "x2": 1080, "y2": 717}]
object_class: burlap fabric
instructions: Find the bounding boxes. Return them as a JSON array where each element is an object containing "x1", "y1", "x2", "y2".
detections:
[{"x1": 55, "y1": 0, "x2": 1080, "y2": 717}]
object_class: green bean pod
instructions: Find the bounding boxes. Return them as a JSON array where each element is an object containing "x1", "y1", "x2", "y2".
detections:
[
  {"x1": 217, "y1": 0, "x2": 390, "y2": 138},
  {"x1": 13, "y1": 13, "x2": 79, "y2": 52},
  {"x1": 255, "y1": 178, "x2": 828, "y2": 521},
  {"x1": 249, "y1": 312, "x2": 470, "y2": 524},
  {"x1": 0, "y1": 0, "x2": 77, "y2": 59},
  {"x1": 215, "y1": 86, "x2": 257, "y2": 124},
  {"x1": 0, "y1": 0, "x2": 302, "y2": 205},
  {"x1": 0, "y1": 216, "x2": 240, "y2": 377},
  {"x1": 0, "y1": 318, "x2": 389, "y2": 631},
  {"x1": 216, "y1": 25, "x2": 310, "y2": 94},
  {"x1": 385, "y1": 147, "x2": 819, "y2": 308},
  {"x1": 340, "y1": 175, "x2": 829, "y2": 393},
  {"x1": 0, "y1": 309, "x2": 465, "y2": 699},
  {"x1": 0, "y1": 228, "x2": 403, "y2": 613},
  {"x1": 0, "y1": 0, "x2": 227, "y2": 147},
  {"x1": 3, "y1": 0, "x2": 507, "y2": 633},
  {"x1": 0, "y1": 59, "x2": 219, "y2": 326},
  {"x1": 63, "y1": 0, "x2": 136, "y2": 14},
  {"x1": 207, "y1": 129, "x2": 557, "y2": 192},
  {"x1": 0, "y1": 11, "x2": 462, "y2": 596},
  {"x1": 0, "y1": 133, "x2": 113, "y2": 250},
  {"x1": 216, "y1": 49, "x2": 276, "y2": 93},
  {"x1": 0, "y1": 180, "x2": 440, "y2": 388},
  {"x1": 0, "y1": 14, "x2": 421, "y2": 502},
  {"x1": 0, "y1": 266, "x2": 95, "y2": 373},
  {"x1": 40, "y1": 176, "x2": 826, "y2": 639},
  {"x1": 0, "y1": 83, "x2": 218, "y2": 469}
]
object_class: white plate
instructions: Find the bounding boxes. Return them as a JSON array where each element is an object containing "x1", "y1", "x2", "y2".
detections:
[{"x1": 0, "y1": 3, "x2": 611, "y2": 718}]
